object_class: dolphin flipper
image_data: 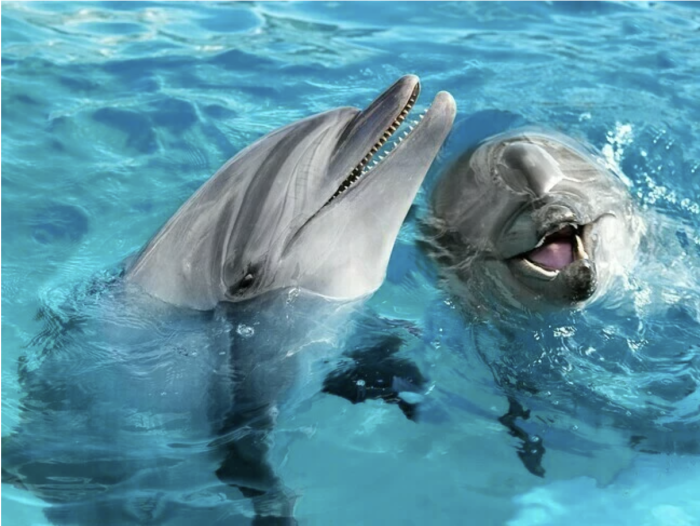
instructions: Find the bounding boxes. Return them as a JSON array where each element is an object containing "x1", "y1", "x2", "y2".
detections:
[{"x1": 322, "y1": 336, "x2": 427, "y2": 421}]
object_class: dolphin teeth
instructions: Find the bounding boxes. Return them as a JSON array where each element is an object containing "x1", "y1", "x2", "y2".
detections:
[
  {"x1": 325, "y1": 83, "x2": 419, "y2": 208},
  {"x1": 575, "y1": 234, "x2": 589, "y2": 260}
]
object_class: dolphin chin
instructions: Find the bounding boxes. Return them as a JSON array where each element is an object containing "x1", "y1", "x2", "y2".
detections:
[
  {"x1": 426, "y1": 128, "x2": 642, "y2": 313},
  {"x1": 127, "y1": 75, "x2": 456, "y2": 310}
]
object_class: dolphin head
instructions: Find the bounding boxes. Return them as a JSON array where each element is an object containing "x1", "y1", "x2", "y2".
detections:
[
  {"x1": 127, "y1": 76, "x2": 456, "y2": 310},
  {"x1": 428, "y1": 129, "x2": 641, "y2": 312}
]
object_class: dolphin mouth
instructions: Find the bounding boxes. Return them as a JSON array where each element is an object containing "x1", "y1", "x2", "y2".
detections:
[
  {"x1": 324, "y1": 82, "x2": 423, "y2": 206},
  {"x1": 516, "y1": 224, "x2": 590, "y2": 278}
]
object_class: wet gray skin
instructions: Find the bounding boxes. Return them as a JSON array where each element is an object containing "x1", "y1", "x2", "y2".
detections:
[
  {"x1": 127, "y1": 75, "x2": 456, "y2": 310},
  {"x1": 426, "y1": 128, "x2": 642, "y2": 314}
]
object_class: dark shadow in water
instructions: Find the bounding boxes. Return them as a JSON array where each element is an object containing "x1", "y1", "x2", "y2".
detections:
[
  {"x1": 149, "y1": 98, "x2": 198, "y2": 134},
  {"x1": 498, "y1": 398, "x2": 546, "y2": 478},
  {"x1": 30, "y1": 204, "x2": 89, "y2": 245},
  {"x1": 322, "y1": 335, "x2": 427, "y2": 422},
  {"x1": 92, "y1": 107, "x2": 158, "y2": 154}
]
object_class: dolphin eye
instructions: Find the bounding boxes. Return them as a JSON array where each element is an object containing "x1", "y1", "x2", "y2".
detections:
[
  {"x1": 239, "y1": 273, "x2": 255, "y2": 289},
  {"x1": 227, "y1": 270, "x2": 257, "y2": 297}
]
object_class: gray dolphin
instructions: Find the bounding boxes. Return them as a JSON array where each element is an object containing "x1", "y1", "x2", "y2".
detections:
[
  {"x1": 2, "y1": 76, "x2": 456, "y2": 525},
  {"x1": 127, "y1": 76, "x2": 455, "y2": 311},
  {"x1": 424, "y1": 128, "x2": 642, "y2": 314}
]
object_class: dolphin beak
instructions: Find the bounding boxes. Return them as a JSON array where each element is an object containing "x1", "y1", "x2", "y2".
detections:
[
  {"x1": 326, "y1": 75, "x2": 422, "y2": 204},
  {"x1": 323, "y1": 83, "x2": 456, "y2": 210},
  {"x1": 282, "y1": 82, "x2": 456, "y2": 301}
]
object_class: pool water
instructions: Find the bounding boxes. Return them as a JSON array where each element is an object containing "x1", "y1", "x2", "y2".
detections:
[{"x1": 2, "y1": 2, "x2": 700, "y2": 525}]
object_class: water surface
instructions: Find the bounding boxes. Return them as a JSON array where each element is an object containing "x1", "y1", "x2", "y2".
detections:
[{"x1": 3, "y1": 2, "x2": 700, "y2": 525}]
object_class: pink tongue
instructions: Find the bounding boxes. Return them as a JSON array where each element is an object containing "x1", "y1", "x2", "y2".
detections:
[{"x1": 526, "y1": 239, "x2": 574, "y2": 270}]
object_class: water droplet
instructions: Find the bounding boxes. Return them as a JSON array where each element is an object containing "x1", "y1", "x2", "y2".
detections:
[
  {"x1": 237, "y1": 324, "x2": 255, "y2": 338},
  {"x1": 286, "y1": 287, "x2": 300, "y2": 304}
]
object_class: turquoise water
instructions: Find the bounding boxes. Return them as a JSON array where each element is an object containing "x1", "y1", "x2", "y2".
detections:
[{"x1": 2, "y1": 1, "x2": 700, "y2": 525}]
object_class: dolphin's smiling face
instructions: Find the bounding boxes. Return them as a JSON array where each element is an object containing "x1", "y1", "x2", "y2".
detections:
[
  {"x1": 128, "y1": 76, "x2": 455, "y2": 310},
  {"x1": 428, "y1": 129, "x2": 642, "y2": 313}
]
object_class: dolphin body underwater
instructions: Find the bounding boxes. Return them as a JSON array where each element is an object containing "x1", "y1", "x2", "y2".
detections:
[{"x1": 2, "y1": 76, "x2": 456, "y2": 525}]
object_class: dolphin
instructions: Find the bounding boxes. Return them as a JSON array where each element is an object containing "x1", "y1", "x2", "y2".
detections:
[
  {"x1": 2, "y1": 76, "x2": 456, "y2": 525},
  {"x1": 415, "y1": 128, "x2": 648, "y2": 478},
  {"x1": 424, "y1": 128, "x2": 643, "y2": 315},
  {"x1": 126, "y1": 76, "x2": 455, "y2": 311}
]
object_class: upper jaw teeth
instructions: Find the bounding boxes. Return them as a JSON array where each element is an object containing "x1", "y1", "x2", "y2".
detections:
[{"x1": 325, "y1": 97, "x2": 427, "y2": 205}]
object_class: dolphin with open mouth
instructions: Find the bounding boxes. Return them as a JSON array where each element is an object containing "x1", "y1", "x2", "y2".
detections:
[
  {"x1": 2, "y1": 76, "x2": 456, "y2": 525},
  {"x1": 424, "y1": 128, "x2": 642, "y2": 314}
]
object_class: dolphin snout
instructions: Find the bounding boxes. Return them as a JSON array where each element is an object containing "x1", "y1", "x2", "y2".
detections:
[{"x1": 559, "y1": 259, "x2": 597, "y2": 303}]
